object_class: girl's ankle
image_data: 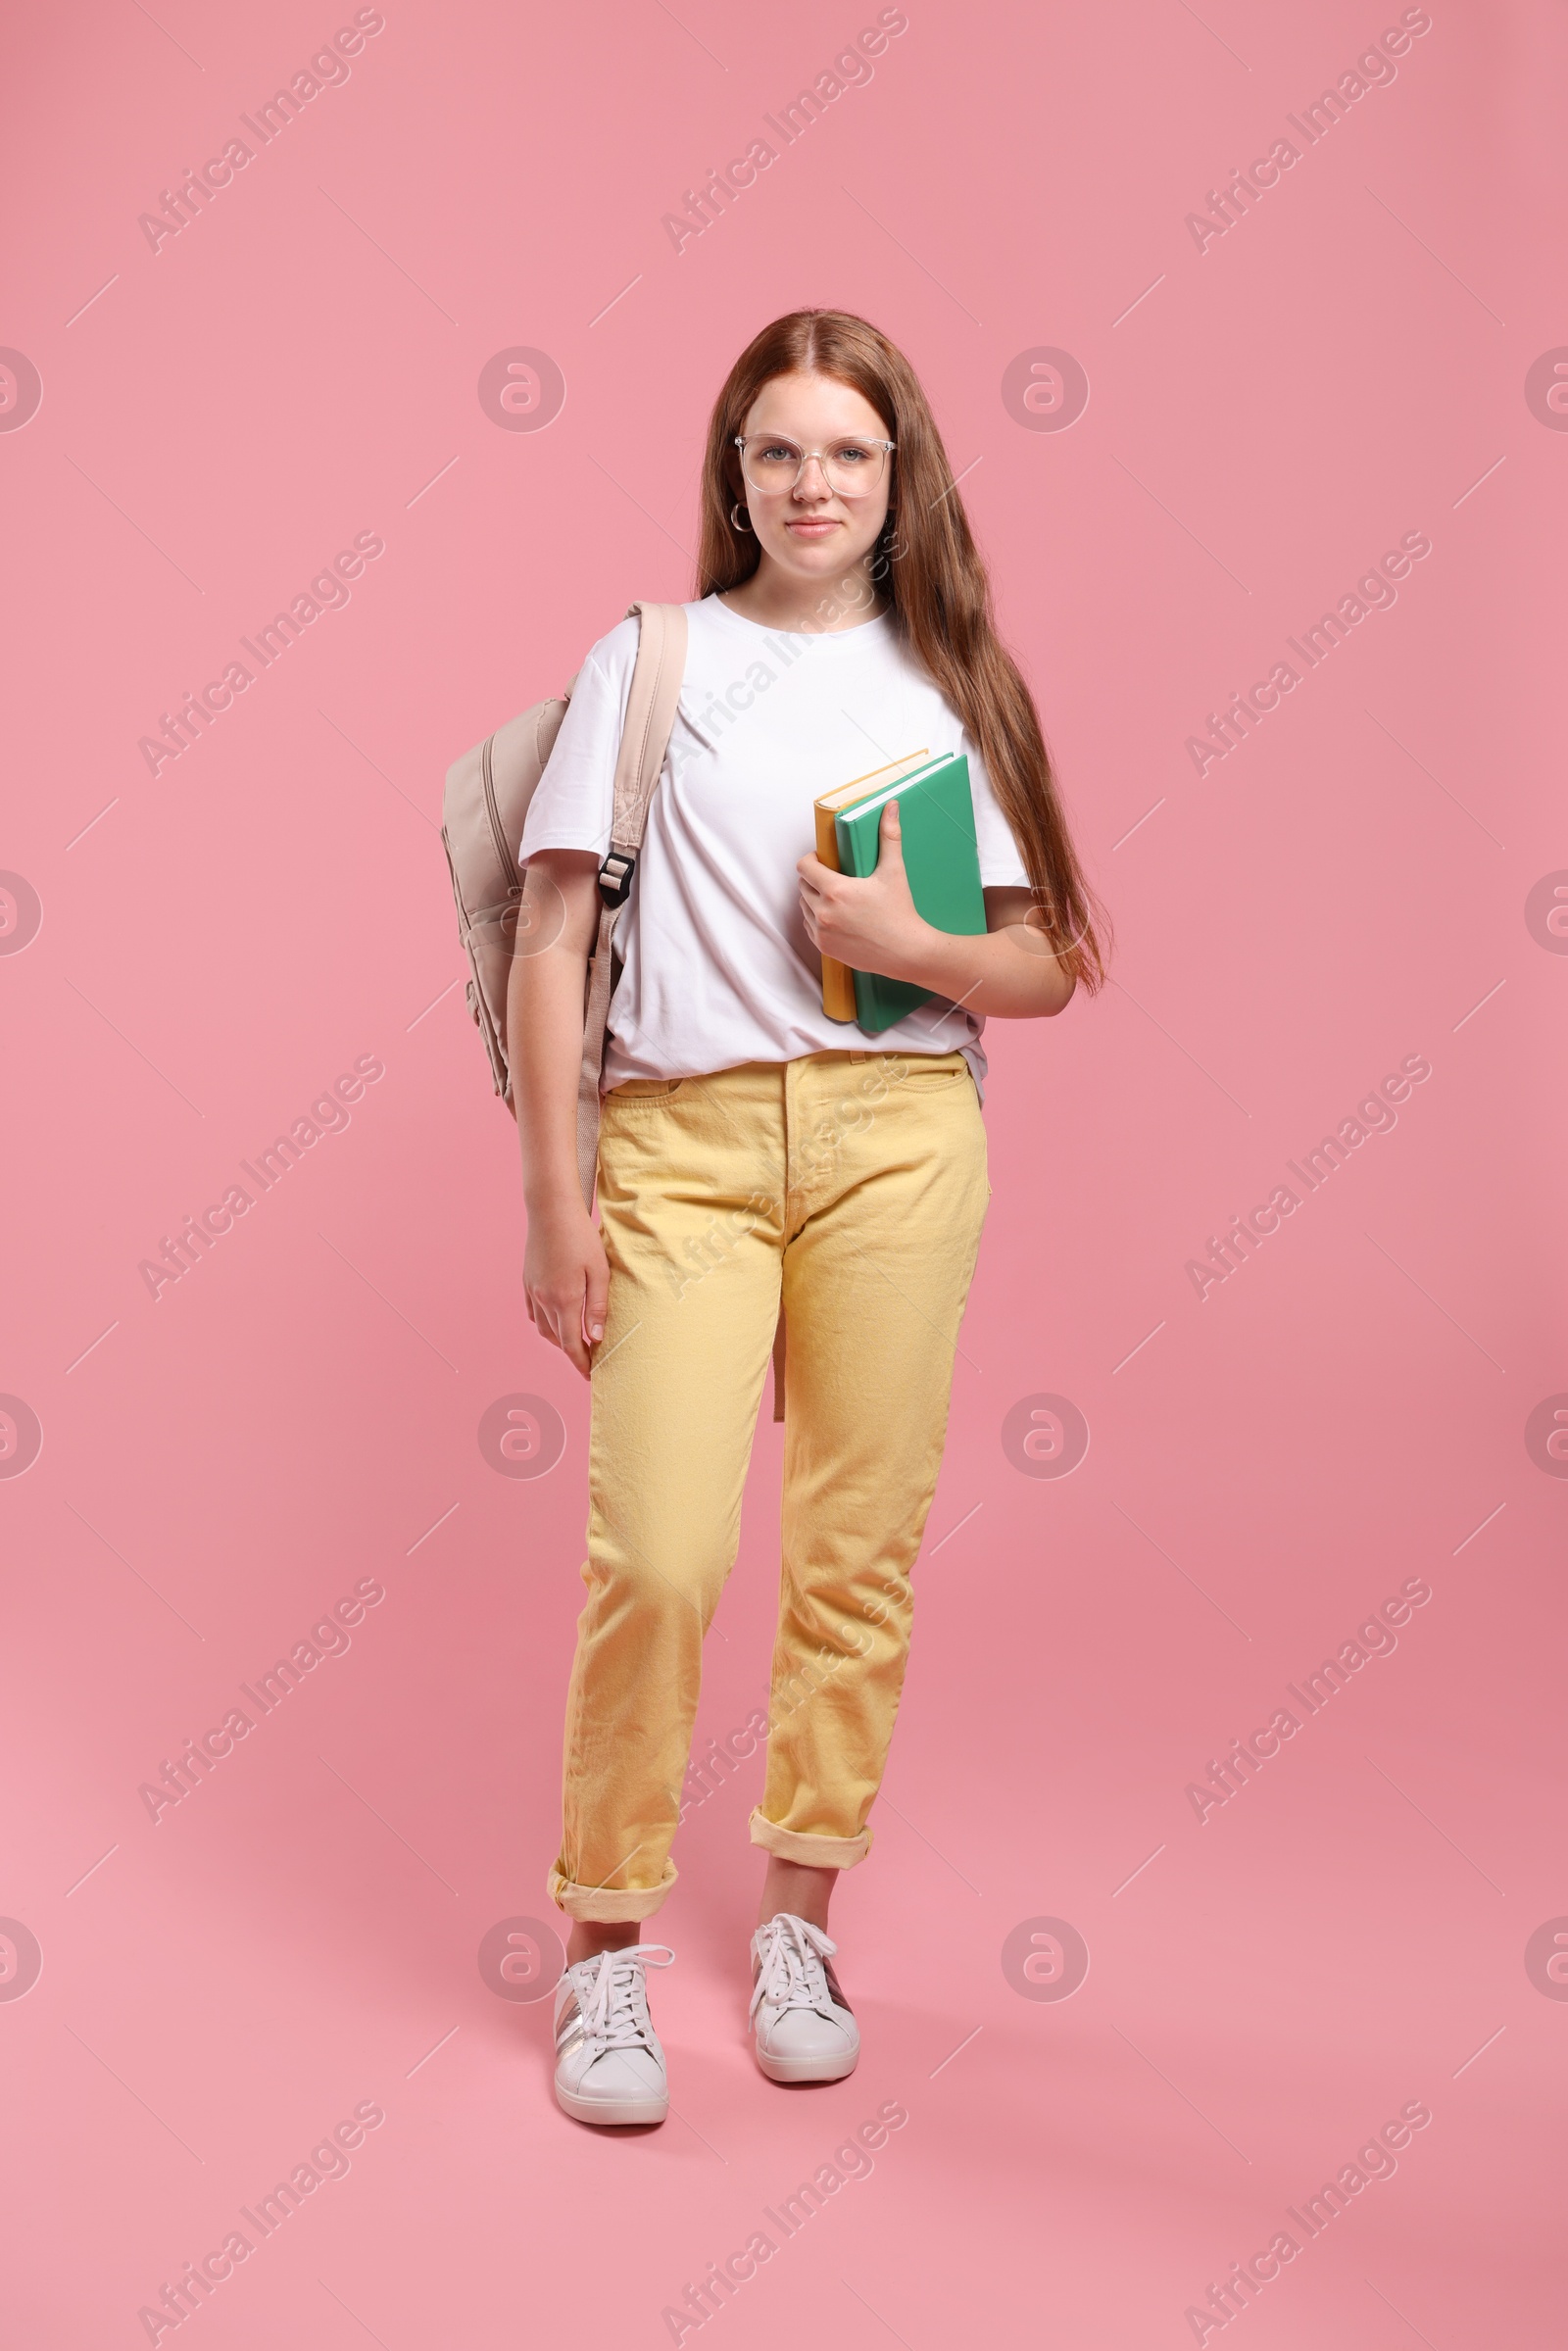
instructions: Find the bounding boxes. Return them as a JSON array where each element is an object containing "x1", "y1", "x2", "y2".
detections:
[{"x1": 565, "y1": 1920, "x2": 641, "y2": 1965}]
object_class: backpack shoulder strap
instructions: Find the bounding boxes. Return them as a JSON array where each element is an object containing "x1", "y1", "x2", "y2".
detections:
[
  {"x1": 597, "y1": 600, "x2": 688, "y2": 902},
  {"x1": 575, "y1": 601, "x2": 688, "y2": 1206}
]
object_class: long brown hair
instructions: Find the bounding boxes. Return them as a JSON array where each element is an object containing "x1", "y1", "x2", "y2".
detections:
[{"x1": 696, "y1": 309, "x2": 1106, "y2": 991}]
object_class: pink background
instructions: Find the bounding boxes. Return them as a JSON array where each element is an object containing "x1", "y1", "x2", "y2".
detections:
[{"x1": 3, "y1": 1, "x2": 1564, "y2": 2343}]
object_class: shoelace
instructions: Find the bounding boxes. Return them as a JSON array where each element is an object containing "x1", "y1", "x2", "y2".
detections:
[
  {"x1": 750, "y1": 1913, "x2": 837, "y2": 2024},
  {"x1": 575, "y1": 1944, "x2": 674, "y2": 2051}
]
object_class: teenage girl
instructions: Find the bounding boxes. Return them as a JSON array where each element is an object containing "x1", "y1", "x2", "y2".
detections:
[{"x1": 508, "y1": 309, "x2": 1104, "y2": 2126}]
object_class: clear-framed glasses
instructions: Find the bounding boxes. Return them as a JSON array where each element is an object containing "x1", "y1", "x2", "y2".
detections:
[{"x1": 734, "y1": 432, "x2": 895, "y2": 498}]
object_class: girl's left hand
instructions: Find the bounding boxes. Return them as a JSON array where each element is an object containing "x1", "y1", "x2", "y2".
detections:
[{"x1": 797, "y1": 800, "x2": 930, "y2": 983}]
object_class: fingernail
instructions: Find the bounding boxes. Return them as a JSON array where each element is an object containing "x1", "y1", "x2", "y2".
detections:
[{"x1": 590, "y1": 1325, "x2": 604, "y2": 1341}]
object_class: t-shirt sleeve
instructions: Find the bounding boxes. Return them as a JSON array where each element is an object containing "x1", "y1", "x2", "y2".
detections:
[
  {"x1": 966, "y1": 735, "x2": 1032, "y2": 888},
  {"x1": 515, "y1": 623, "x2": 636, "y2": 865}
]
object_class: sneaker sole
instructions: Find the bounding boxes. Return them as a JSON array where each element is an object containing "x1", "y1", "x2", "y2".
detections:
[
  {"x1": 555, "y1": 2081, "x2": 669, "y2": 2127},
  {"x1": 754, "y1": 2040, "x2": 860, "y2": 2085}
]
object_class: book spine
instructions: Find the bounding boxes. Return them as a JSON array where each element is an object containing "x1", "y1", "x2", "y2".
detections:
[
  {"x1": 837, "y1": 808, "x2": 902, "y2": 1034},
  {"x1": 833, "y1": 808, "x2": 878, "y2": 879},
  {"x1": 853, "y1": 965, "x2": 897, "y2": 1033},
  {"x1": 815, "y1": 805, "x2": 858, "y2": 1023}
]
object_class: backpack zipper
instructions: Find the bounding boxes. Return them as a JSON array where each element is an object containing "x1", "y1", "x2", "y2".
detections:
[{"x1": 479, "y1": 732, "x2": 519, "y2": 905}]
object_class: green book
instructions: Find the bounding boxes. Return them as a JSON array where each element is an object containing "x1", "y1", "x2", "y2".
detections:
[{"x1": 832, "y1": 751, "x2": 987, "y2": 1035}]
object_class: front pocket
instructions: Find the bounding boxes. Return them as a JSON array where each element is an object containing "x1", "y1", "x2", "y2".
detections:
[
  {"x1": 606, "y1": 1077, "x2": 686, "y2": 1103},
  {"x1": 897, "y1": 1057, "x2": 966, "y2": 1088}
]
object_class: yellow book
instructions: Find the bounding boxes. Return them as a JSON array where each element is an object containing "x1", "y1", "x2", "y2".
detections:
[{"x1": 812, "y1": 750, "x2": 929, "y2": 1020}]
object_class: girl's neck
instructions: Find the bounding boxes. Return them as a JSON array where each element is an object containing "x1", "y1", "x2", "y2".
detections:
[{"x1": 719, "y1": 558, "x2": 886, "y2": 636}]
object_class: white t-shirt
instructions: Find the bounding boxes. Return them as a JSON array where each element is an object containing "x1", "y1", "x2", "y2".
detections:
[{"x1": 517, "y1": 594, "x2": 1031, "y2": 1093}]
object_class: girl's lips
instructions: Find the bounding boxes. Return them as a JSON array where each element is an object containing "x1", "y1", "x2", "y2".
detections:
[{"x1": 787, "y1": 517, "x2": 840, "y2": 534}]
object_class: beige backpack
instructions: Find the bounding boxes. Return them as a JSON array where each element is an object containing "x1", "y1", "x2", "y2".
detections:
[{"x1": 441, "y1": 602, "x2": 688, "y2": 1207}]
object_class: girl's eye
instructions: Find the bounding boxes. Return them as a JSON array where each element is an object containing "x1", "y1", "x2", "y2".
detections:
[
  {"x1": 832, "y1": 443, "x2": 871, "y2": 464},
  {"x1": 758, "y1": 442, "x2": 800, "y2": 463}
]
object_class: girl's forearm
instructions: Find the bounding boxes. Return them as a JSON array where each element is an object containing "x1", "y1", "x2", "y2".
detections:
[
  {"x1": 507, "y1": 856, "x2": 603, "y2": 1214},
  {"x1": 891, "y1": 920, "x2": 1076, "y2": 1019},
  {"x1": 510, "y1": 947, "x2": 591, "y2": 1209}
]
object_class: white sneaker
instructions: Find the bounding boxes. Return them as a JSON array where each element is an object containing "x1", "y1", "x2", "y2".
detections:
[
  {"x1": 749, "y1": 1913, "x2": 860, "y2": 2083},
  {"x1": 553, "y1": 1943, "x2": 675, "y2": 2126}
]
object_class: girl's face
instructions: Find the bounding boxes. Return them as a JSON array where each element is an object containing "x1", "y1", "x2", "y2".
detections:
[{"x1": 734, "y1": 370, "x2": 893, "y2": 594}]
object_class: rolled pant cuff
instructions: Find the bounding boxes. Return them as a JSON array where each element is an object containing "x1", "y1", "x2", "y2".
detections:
[
  {"x1": 749, "y1": 1808, "x2": 871, "y2": 1868},
  {"x1": 548, "y1": 1862, "x2": 677, "y2": 1923}
]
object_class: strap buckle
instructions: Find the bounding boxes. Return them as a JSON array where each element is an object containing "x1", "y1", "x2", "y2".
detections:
[{"x1": 598, "y1": 850, "x2": 635, "y2": 906}]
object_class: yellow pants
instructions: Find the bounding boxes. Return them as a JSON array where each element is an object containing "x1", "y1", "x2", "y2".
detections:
[{"x1": 548, "y1": 1048, "x2": 990, "y2": 1923}]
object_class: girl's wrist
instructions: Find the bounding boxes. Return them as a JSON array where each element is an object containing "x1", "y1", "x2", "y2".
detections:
[{"x1": 522, "y1": 1173, "x2": 592, "y2": 1227}]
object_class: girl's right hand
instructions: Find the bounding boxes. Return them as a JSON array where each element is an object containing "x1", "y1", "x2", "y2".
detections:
[{"x1": 523, "y1": 1202, "x2": 611, "y2": 1379}]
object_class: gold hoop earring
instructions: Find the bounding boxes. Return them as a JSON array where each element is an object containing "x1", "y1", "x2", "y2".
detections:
[{"x1": 730, "y1": 501, "x2": 753, "y2": 533}]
